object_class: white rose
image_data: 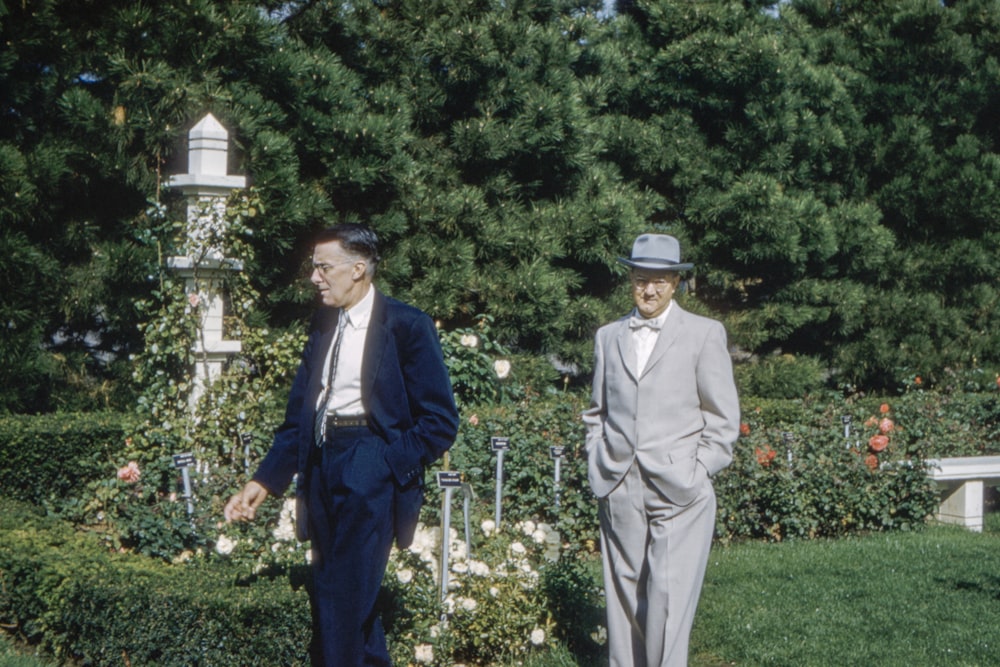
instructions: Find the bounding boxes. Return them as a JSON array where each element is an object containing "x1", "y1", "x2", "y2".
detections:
[
  {"x1": 214, "y1": 534, "x2": 236, "y2": 556},
  {"x1": 469, "y1": 560, "x2": 491, "y2": 577},
  {"x1": 460, "y1": 333, "x2": 480, "y2": 348},
  {"x1": 396, "y1": 568, "x2": 414, "y2": 584},
  {"x1": 531, "y1": 628, "x2": 546, "y2": 646},
  {"x1": 414, "y1": 644, "x2": 434, "y2": 664},
  {"x1": 481, "y1": 519, "x2": 496, "y2": 536},
  {"x1": 493, "y1": 359, "x2": 512, "y2": 379},
  {"x1": 510, "y1": 541, "x2": 527, "y2": 555},
  {"x1": 460, "y1": 597, "x2": 477, "y2": 611}
]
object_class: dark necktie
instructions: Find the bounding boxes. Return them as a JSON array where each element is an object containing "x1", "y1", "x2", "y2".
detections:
[{"x1": 314, "y1": 313, "x2": 348, "y2": 446}]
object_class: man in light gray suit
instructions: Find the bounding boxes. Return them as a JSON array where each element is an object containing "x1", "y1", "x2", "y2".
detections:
[{"x1": 584, "y1": 233, "x2": 740, "y2": 667}]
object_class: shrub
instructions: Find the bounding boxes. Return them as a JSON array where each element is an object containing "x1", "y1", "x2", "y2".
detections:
[
  {"x1": 717, "y1": 397, "x2": 943, "y2": 542},
  {"x1": 734, "y1": 353, "x2": 829, "y2": 399},
  {"x1": 425, "y1": 391, "x2": 597, "y2": 551},
  {"x1": 0, "y1": 497, "x2": 311, "y2": 666},
  {"x1": 0, "y1": 412, "x2": 134, "y2": 507}
]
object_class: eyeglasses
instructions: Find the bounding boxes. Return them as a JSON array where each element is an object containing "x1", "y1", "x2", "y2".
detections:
[
  {"x1": 631, "y1": 276, "x2": 675, "y2": 293},
  {"x1": 312, "y1": 258, "x2": 358, "y2": 274}
]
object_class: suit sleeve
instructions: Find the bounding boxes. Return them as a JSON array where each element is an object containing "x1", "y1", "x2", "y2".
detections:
[
  {"x1": 695, "y1": 321, "x2": 741, "y2": 476},
  {"x1": 582, "y1": 328, "x2": 607, "y2": 453},
  {"x1": 251, "y1": 321, "x2": 320, "y2": 497},
  {"x1": 382, "y1": 313, "x2": 459, "y2": 487}
]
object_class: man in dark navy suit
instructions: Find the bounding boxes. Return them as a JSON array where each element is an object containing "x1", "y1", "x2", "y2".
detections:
[{"x1": 225, "y1": 223, "x2": 458, "y2": 666}]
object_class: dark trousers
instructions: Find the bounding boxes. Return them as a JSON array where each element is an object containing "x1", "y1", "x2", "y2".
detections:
[{"x1": 306, "y1": 426, "x2": 395, "y2": 667}]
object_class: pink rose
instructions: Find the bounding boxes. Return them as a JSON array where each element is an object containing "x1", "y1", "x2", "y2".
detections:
[
  {"x1": 868, "y1": 435, "x2": 889, "y2": 453},
  {"x1": 188, "y1": 292, "x2": 201, "y2": 307},
  {"x1": 865, "y1": 453, "x2": 879, "y2": 470},
  {"x1": 117, "y1": 461, "x2": 141, "y2": 484},
  {"x1": 469, "y1": 414, "x2": 479, "y2": 426},
  {"x1": 879, "y1": 418, "x2": 894, "y2": 434}
]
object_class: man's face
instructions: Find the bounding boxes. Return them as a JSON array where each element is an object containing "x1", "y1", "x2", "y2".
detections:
[
  {"x1": 310, "y1": 240, "x2": 368, "y2": 308},
  {"x1": 630, "y1": 270, "x2": 681, "y2": 319}
]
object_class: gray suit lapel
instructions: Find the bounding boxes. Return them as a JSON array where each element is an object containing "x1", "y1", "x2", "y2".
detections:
[
  {"x1": 640, "y1": 304, "x2": 681, "y2": 378},
  {"x1": 614, "y1": 318, "x2": 640, "y2": 382}
]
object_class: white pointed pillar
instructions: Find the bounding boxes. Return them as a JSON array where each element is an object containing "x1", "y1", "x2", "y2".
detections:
[{"x1": 165, "y1": 113, "x2": 247, "y2": 408}]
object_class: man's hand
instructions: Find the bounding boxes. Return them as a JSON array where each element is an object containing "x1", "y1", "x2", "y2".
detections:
[{"x1": 224, "y1": 481, "x2": 269, "y2": 522}]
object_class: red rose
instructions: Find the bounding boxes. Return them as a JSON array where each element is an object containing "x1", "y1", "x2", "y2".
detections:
[
  {"x1": 756, "y1": 446, "x2": 776, "y2": 467},
  {"x1": 740, "y1": 423, "x2": 751, "y2": 436},
  {"x1": 879, "y1": 403, "x2": 890, "y2": 414},
  {"x1": 864, "y1": 453, "x2": 879, "y2": 470},
  {"x1": 869, "y1": 435, "x2": 889, "y2": 452},
  {"x1": 915, "y1": 376, "x2": 922, "y2": 386}
]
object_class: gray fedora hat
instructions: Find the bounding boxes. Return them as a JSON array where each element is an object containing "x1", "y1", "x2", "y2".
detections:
[{"x1": 618, "y1": 234, "x2": 694, "y2": 272}]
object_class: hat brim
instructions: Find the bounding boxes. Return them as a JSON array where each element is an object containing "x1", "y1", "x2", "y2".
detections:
[{"x1": 618, "y1": 257, "x2": 694, "y2": 272}]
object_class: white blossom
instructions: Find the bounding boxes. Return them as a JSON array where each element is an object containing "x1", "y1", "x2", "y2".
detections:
[
  {"x1": 459, "y1": 596, "x2": 477, "y2": 611},
  {"x1": 272, "y1": 498, "x2": 296, "y2": 542},
  {"x1": 396, "y1": 568, "x2": 414, "y2": 584},
  {"x1": 481, "y1": 519, "x2": 496, "y2": 536},
  {"x1": 493, "y1": 359, "x2": 512, "y2": 379},
  {"x1": 215, "y1": 534, "x2": 236, "y2": 555},
  {"x1": 460, "y1": 333, "x2": 480, "y2": 348},
  {"x1": 469, "y1": 560, "x2": 491, "y2": 577},
  {"x1": 510, "y1": 541, "x2": 527, "y2": 556},
  {"x1": 414, "y1": 644, "x2": 434, "y2": 664},
  {"x1": 530, "y1": 628, "x2": 546, "y2": 646}
]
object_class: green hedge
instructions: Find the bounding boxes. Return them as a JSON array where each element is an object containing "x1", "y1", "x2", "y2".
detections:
[
  {"x1": 0, "y1": 498, "x2": 311, "y2": 666},
  {"x1": 0, "y1": 412, "x2": 134, "y2": 506}
]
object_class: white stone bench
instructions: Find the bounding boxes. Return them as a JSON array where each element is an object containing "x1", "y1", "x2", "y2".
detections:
[{"x1": 925, "y1": 456, "x2": 1000, "y2": 532}]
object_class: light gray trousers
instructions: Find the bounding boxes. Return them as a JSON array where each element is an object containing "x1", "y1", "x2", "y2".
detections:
[{"x1": 599, "y1": 461, "x2": 717, "y2": 667}]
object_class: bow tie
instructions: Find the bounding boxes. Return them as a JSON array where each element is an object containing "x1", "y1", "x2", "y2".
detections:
[{"x1": 629, "y1": 316, "x2": 662, "y2": 331}]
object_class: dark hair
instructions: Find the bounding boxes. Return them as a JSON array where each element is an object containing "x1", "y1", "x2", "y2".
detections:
[{"x1": 315, "y1": 223, "x2": 381, "y2": 268}]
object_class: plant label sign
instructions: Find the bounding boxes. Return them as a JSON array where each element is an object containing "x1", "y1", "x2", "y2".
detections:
[
  {"x1": 437, "y1": 471, "x2": 463, "y2": 488},
  {"x1": 173, "y1": 453, "x2": 195, "y2": 468},
  {"x1": 550, "y1": 446, "x2": 565, "y2": 459},
  {"x1": 491, "y1": 436, "x2": 510, "y2": 451}
]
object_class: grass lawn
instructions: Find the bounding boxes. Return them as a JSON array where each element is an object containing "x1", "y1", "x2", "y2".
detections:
[
  {"x1": 4, "y1": 516, "x2": 1000, "y2": 666},
  {"x1": 690, "y1": 513, "x2": 1000, "y2": 667}
]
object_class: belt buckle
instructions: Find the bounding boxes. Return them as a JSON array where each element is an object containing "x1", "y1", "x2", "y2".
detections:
[{"x1": 328, "y1": 415, "x2": 366, "y2": 429}]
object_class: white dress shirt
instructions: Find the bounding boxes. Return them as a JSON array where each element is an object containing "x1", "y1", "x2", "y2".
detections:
[
  {"x1": 319, "y1": 285, "x2": 374, "y2": 417},
  {"x1": 632, "y1": 301, "x2": 673, "y2": 375}
]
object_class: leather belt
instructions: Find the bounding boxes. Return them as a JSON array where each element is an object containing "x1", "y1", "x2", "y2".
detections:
[{"x1": 325, "y1": 415, "x2": 368, "y2": 429}]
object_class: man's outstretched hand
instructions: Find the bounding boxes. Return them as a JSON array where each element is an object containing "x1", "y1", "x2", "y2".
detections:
[{"x1": 224, "y1": 481, "x2": 269, "y2": 522}]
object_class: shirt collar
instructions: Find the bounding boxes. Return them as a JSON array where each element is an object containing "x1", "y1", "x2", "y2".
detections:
[{"x1": 343, "y1": 285, "x2": 374, "y2": 329}]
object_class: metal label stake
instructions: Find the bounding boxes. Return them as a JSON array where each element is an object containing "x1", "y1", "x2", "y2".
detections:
[
  {"x1": 172, "y1": 452, "x2": 196, "y2": 516},
  {"x1": 491, "y1": 437, "x2": 510, "y2": 528},
  {"x1": 437, "y1": 466, "x2": 462, "y2": 602},
  {"x1": 550, "y1": 446, "x2": 565, "y2": 509}
]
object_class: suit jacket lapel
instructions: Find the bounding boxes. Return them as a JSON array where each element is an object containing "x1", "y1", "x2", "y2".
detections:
[
  {"x1": 641, "y1": 304, "x2": 681, "y2": 378},
  {"x1": 614, "y1": 319, "x2": 640, "y2": 382},
  {"x1": 362, "y1": 289, "x2": 388, "y2": 404}
]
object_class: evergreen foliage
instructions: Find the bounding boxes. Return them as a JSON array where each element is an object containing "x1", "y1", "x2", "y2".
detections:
[{"x1": 4, "y1": 0, "x2": 1000, "y2": 411}]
